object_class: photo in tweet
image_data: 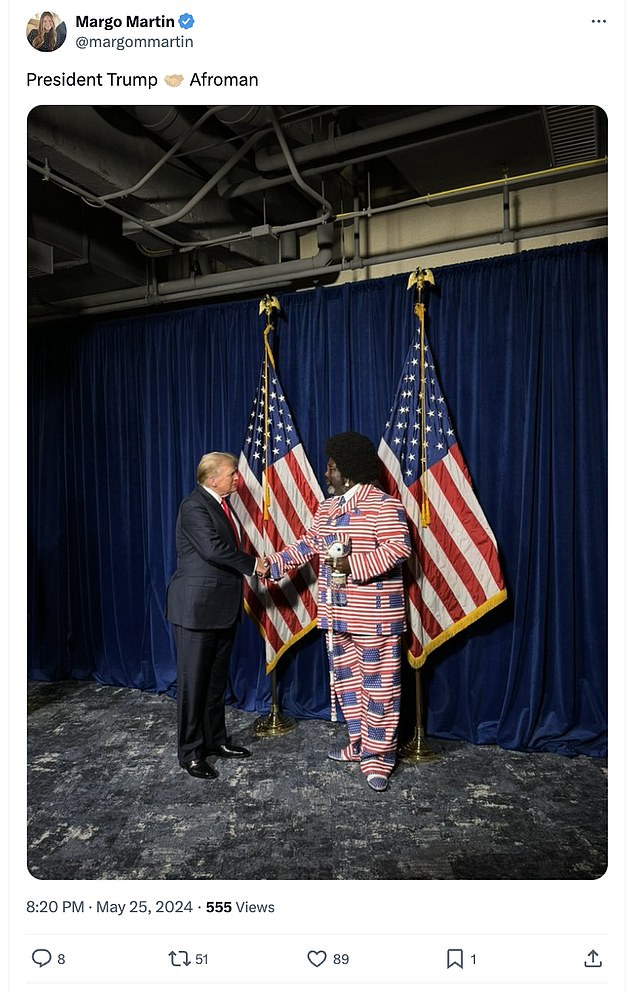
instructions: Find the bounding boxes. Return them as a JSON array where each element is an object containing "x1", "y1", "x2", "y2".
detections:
[{"x1": 26, "y1": 103, "x2": 607, "y2": 884}]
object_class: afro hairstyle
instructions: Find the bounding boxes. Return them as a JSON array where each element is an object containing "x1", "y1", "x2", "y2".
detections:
[{"x1": 324, "y1": 432, "x2": 380, "y2": 484}]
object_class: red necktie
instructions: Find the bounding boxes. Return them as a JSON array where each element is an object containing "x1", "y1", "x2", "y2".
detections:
[{"x1": 221, "y1": 498, "x2": 240, "y2": 544}]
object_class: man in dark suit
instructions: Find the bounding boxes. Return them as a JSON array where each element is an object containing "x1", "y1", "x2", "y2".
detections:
[{"x1": 166, "y1": 452, "x2": 268, "y2": 779}]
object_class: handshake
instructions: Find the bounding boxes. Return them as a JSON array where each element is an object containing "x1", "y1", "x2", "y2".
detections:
[{"x1": 255, "y1": 557, "x2": 270, "y2": 580}]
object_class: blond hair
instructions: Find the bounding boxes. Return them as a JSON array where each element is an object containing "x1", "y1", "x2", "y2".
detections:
[{"x1": 196, "y1": 451, "x2": 237, "y2": 484}]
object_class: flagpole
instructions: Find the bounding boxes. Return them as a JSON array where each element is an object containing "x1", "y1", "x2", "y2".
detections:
[
  {"x1": 259, "y1": 293, "x2": 279, "y2": 522},
  {"x1": 399, "y1": 268, "x2": 439, "y2": 763},
  {"x1": 252, "y1": 293, "x2": 296, "y2": 737}
]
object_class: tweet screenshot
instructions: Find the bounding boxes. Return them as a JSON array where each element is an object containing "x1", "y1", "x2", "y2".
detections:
[{"x1": 6, "y1": 1, "x2": 628, "y2": 988}]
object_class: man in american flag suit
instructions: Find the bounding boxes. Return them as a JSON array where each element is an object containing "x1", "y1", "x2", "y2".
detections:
[{"x1": 264, "y1": 433, "x2": 411, "y2": 792}]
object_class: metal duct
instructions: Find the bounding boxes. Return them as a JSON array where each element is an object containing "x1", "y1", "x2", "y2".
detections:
[
  {"x1": 28, "y1": 107, "x2": 256, "y2": 235},
  {"x1": 27, "y1": 214, "x2": 606, "y2": 321},
  {"x1": 543, "y1": 106, "x2": 602, "y2": 166},
  {"x1": 254, "y1": 107, "x2": 508, "y2": 172}
]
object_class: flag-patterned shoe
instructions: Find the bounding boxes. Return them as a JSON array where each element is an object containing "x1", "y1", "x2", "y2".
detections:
[
  {"x1": 327, "y1": 744, "x2": 361, "y2": 762},
  {"x1": 366, "y1": 774, "x2": 389, "y2": 792}
]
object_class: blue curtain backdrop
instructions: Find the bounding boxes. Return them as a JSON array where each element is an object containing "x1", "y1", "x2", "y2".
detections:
[{"x1": 27, "y1": 239, "x2": 607, "y2": 756}]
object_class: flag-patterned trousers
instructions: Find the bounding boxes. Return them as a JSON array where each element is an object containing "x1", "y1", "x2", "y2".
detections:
[{"x1": 330, "y1": 631, "x2": 402, "y2": 779}]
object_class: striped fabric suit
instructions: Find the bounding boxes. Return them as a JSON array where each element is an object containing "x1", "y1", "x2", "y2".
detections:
[{"x1": 267, "y1": 484, "x2": 411, "y2": 780}]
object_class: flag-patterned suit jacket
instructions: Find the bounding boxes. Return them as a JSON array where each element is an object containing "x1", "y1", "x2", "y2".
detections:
[{"x1": 267, "y1": 484, "x2": 412, "y2": 637}]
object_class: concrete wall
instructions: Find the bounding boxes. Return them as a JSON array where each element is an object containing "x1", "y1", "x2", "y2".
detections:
[{"x1": 300, "y1": 172, "x2": 607, "y2": 282}]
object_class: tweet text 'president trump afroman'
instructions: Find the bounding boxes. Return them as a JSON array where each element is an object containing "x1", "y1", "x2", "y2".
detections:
[{"x1": 26, "y1": 71, "x2": 260, "y2": 90}]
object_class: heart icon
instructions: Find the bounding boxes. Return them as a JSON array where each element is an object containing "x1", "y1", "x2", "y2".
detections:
[{"x1": 307, "y1": 950, "x2": 327, "y2": 967}]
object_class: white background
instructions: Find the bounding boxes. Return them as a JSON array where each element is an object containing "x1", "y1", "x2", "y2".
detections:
[{"x1": 4, "y1": 2, "x2": 629, "y2": 988}]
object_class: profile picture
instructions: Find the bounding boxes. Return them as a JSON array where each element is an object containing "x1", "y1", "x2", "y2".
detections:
[{"x1": 26, "y1": 11, "x2": 66, "y2": 51}]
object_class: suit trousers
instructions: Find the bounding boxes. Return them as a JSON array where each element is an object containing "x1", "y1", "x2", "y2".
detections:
[
  {"x1": 330, "y1": 631, "x2": 401, "y2": 779},
  {"x1": 174, "y1": 624, "x2": 236, "y2": 765}
]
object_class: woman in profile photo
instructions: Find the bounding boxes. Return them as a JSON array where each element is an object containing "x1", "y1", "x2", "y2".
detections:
[{"x1": 27, "y1": 11, "x2": 66, "y2": 51}]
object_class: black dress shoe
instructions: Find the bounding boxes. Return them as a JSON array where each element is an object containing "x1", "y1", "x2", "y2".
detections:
[
  {"x1": 183, "y1": 758, "x2": 218, "y2": 779},
  {"x1": 208, "y1": 743, "x2": 251, "y2": 758}
]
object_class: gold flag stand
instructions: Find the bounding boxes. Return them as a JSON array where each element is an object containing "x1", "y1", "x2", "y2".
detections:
[
  {"x1": 398, "y1": 667, "x2": 438, "y2": 762},
  {"x1": 253, "y1": 668, "x2": 296, "y2": 736}
]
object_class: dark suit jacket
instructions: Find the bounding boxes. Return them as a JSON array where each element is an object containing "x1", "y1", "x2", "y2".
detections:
[{"x1": 166, "y1": 485, "x2": 256, "y2": 629}]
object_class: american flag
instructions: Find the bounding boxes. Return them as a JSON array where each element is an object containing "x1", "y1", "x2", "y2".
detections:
[
  {"x1": 378, "y1": 328, "x2": 507, "y2": 668},
  {"x1": 232, "y1": 342, "x2": 324, "y2": 673}
]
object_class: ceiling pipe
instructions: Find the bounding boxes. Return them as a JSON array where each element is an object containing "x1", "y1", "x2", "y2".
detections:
[
  {"x1": 143, "y1": 157, "x2": 609, "y2": 251},
  {"x1": 30, "y1": 107, "x2": 599, "y2": 264},
  {"x1": 268, "y1": 106, "x2": 333, "y2": 219},
  {"x1": 28, "y1": 223, "x2": 335, "y2": 315},
  {"x1": 30, "y1": 150, "x2": 606, "y2": 261},
  {"x1": 220, "y1": 123, "x2": 601, "y2": 204},
  {"x1": 338, "y1": 158, "x2": 607, "y2": 218},
  {"x1": 28, "y1": 214, "x2": 606, "y2": 322},
  {"x1": 28, "y1": 107, "x2": 259, "y2": 243},
  {"x1": 30, "y1": 125, "x2": 331, "y2": 253},
  {"x1": 159, "y1": 223, "x2": 335, "y2": 295},
  {"x1": 215, "y1": 105, "x2": 325, "y2": 137},
  {"x1": 99, "y1": 106, "x2": 227, "y2": 202},
  {"x1": 28, "y1": 159, "x2": 193, "y2": 250},
  {"x1": 132, "y1": 130, "x2": 264, "y2": 231},
  {"x1": 254, "y1": 106, "x2": 510, "y2": 172},
  {"x1": 28, "y1": 155, "x2": 332, "y2": 267},
  {"x1": 29, "y1": 155, "x2": 266, "y2": 253},
  {"x1": 27, "y1": 243, "x2": 335, "y2": 318}
]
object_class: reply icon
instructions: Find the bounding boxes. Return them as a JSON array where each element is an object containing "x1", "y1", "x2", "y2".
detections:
[{"x1": 32, "y1": 948, "x2": 52, "y2": 968}]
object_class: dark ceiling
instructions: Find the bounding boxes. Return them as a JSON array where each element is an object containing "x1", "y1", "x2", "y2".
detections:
[{"x1": 27, "y1": 105, "x2": 607, "y2": 321}]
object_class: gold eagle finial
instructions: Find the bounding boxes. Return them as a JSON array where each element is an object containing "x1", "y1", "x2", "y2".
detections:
[
  {"x1": 258, "y1": 294, "x2": 281, "y2": 317},
  {"x1": 407, "y1": 267, "x2": 435, "y2": 292}
]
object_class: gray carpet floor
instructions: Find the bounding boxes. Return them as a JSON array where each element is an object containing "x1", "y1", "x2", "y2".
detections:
[{"x1": 27, "y1": 680, "x2": 607, "y2": 881}]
